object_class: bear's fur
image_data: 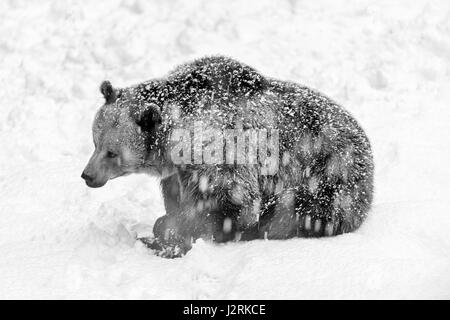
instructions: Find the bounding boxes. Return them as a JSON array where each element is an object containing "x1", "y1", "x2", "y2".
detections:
[{"x1": 82, "y1": 56, "x2": 374, "y2": 258}]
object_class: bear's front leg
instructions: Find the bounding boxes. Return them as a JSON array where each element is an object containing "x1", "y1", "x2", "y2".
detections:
[
  {"x1": 139, "y1": 174, "x2": 188, "y2": 257},
  {"x1": 146, "y1": 204, "x2": 238, "y2": 257},
  {"x1": 139, "y1": 214, "x2": 196, "y2": 258},
  {"x1": 139, "y1": 174, "x2": 194, "y2": 258},
  {"x1": 150, "y1": 173, "x2": 199, "y2": 257},
  {"x1": 150, "y1": 213, "x2": 204, "y2": 258}
]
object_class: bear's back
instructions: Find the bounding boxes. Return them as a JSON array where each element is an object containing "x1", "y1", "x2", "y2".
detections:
[
  {"x1": 137, "y1": 56, "x2": 372, "y2": 161},
  {"x1": 166, "y1": 56, "x2": 268, "y2": 102}
]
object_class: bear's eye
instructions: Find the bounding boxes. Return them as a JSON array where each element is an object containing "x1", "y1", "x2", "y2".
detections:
[{"x1": 106, "y1": 151, "x2": 118, "y2": 158}]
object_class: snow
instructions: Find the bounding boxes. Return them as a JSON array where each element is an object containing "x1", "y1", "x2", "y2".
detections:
[{"x1": 1, "y1": 0, "x2": 450, "y2": 299}]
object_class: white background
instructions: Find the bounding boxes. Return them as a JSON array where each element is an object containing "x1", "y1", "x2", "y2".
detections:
[{"x1": 0, "y1": 0, "x2": 449, "y2": 299}]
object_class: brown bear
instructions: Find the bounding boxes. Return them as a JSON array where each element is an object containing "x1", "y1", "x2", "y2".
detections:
[{"x1": 82, "y1": 56, "x2": 374, "y2": 258}]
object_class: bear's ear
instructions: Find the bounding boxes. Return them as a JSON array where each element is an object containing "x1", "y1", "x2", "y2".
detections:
[
  {"x1": 136, "y1": 103, "x2": 162, "y2": 133},
  {"x1": 100, "y1": 80, "x2": 117, "y2": 104}
]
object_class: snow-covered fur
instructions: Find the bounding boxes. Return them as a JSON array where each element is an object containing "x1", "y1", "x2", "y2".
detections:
[{"x1": 82, "y1": 56, "x2": 374, "y2": 257}]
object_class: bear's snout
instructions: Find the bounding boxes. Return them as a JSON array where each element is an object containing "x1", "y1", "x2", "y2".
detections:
[
  {"x1": 81, "y1": 170, "x2": 106, "y2": 188},
  {"x1": 81, "y1": 171, "x2": 93, "y2": 183}
]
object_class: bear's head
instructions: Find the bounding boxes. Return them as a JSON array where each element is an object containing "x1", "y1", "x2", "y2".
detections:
[{"x1": 81, "y1": 81, "x2": 162, "y2": 188}]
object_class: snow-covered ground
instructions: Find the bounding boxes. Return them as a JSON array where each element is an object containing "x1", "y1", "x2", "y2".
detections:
[{"x1": 1, "y1": 0, "x2": 450, "y2": 299}]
